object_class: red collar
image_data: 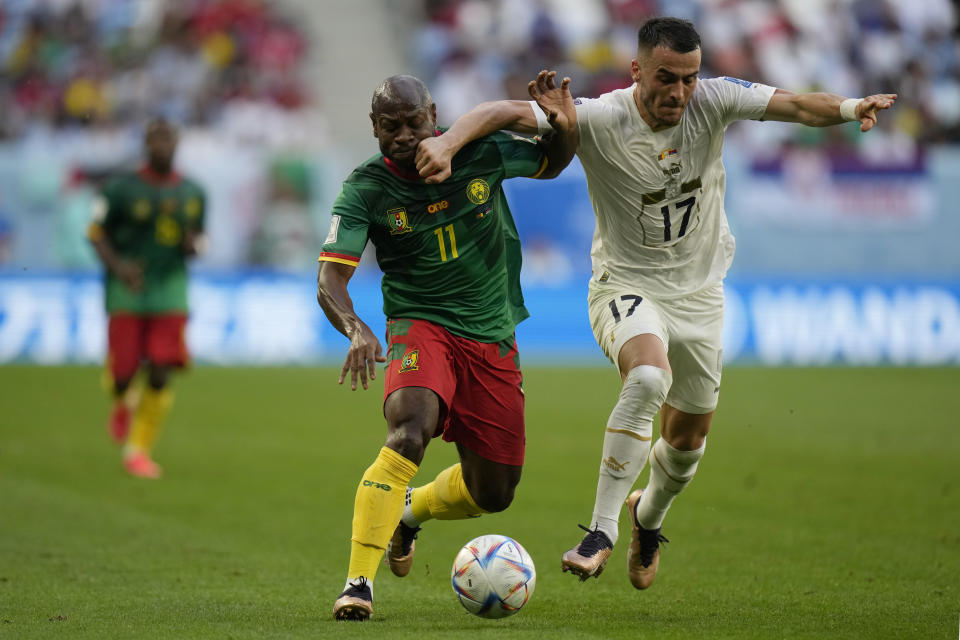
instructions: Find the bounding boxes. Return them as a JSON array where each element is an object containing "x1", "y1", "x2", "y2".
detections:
[
  {"x1": 138, "y1": 166, "x2": 181, "y2": 186},
  {"x1": 382, "y1": 156, "x2": 422, "y2": 181},
  {"x1": 381, "y1": 129, "x2": 444, "y2": 181}
]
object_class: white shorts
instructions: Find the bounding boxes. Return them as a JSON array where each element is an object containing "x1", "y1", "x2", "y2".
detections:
[{"x1": 588, "y1": 282, "x2": 725, "y2": 414}]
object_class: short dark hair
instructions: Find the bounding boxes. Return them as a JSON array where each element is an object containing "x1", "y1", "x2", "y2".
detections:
[
  {"x1": 371, "y1": 75, "x2": 432, "y2": 114},
  {"x1": 637, "y1": 17, "x2": 701, "y2": 54}
]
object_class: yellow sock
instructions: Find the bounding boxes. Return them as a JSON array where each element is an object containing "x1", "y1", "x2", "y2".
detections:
[
  {"x1": 125, "y1": 387, "x2": 173, "y2": 457},
  {"x1": 409, "y1": 463, "x2": 487, "y2": 524},
  {"x1": 347, "y1": 447, "x2": 419, "y2": 581}
]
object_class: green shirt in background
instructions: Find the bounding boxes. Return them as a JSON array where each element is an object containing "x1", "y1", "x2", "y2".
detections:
[
  {"x1": 96, "y1": 170, "x2": 206, "y2": 314},
  {"x1": 320, "y1": 131, "x2": 547, "y2": 343}
]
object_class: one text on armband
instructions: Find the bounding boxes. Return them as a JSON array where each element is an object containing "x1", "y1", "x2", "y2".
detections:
[{"x1": 723, "y1": 77, "x2": 754, "y2": 88}]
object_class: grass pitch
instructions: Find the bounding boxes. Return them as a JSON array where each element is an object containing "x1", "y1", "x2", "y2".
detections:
[{"x1": 1, "y1": 365, "x2": 958, "y2": 639}]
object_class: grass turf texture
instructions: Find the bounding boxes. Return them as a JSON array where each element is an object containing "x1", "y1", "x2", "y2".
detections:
[{"x1": 1, "y1": 365, "x2": 958, "y2": 639}]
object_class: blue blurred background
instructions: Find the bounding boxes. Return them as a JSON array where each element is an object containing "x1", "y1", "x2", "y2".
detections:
[{"x1": 0, "y1": 0, "x2": 957, "y2": 365}]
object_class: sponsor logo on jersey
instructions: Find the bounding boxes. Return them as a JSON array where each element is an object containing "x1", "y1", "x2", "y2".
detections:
[
  {"x1": 399, "y1": 349, "x2": 419, "y2": 373},
  {"x1": 599, "y1": 270, "x2": 610, "y2": 283},
  {"x1": 723, "y1": 76, "x2": 754, "y2": 88},
  {"x1": 476, "y1": 203, "x2": 492, "y2": 219},
  {"x1": 657, "y1": 149, "x2": 683, "y2": 197},
  {"x1": 466, "y1": 178, "x2": 490, "y2": 205},
  {"x1": 388, "y1": 208, "x2": 412, "y2": 234},
  {"x1": 184, "y1": 197, "x2": 202, "y2": 219},
  {"x1": 427, "y1": 199, "x2": 449, "y2": 214},
  {"x1": 133, "y1": 199, "x2": 151, "y2": 220}
]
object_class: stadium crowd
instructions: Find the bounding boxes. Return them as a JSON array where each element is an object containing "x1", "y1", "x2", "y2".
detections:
[
  {"x1": 0, "y1": 0, "x2": 322, "y2": 269},
  {"x1": 0, "y1": 0, "x2": 308, "y2": 140},
  {"x1": 416, "y1": 0, "x2": 960, "y2": 147}
]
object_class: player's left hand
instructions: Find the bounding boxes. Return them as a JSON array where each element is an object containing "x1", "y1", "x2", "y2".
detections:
[
  {"x1": 528, "y1": 70, "x2": 575, "y2": 133},
  {"x1": 857, "y1": 93, "x2": 898, "y2": 132},
  {"x1": 416, "y1": 136, "x2": 457, "y2": 185}
]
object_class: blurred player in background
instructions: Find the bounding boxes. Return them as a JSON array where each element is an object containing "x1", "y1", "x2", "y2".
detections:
[
  {"x1": 88, "y1": 118, "x2": 206, "y2": 479},
  {"x1": 415, "y1": 16, "x2": 896, "y2": 590},
  {"x1": 318, "y1": 73, "x2": 577, "y2": 621}
]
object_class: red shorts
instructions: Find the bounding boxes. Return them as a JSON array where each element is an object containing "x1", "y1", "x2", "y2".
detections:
[
  {"x1": 108, "y1": 313, "x2": 189, "y2": 382},
  {"x1": 383, "y1": 318, "x2": 525, "y2": 466}
]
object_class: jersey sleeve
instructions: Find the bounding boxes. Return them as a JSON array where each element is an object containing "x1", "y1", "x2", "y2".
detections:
[
  {"x1": 184, "y1": 185, "x2": 206, "y2": 232},
  {"x1": 318, "y1": 181, "x2": 370, "y2": 267},
  {"x1": 88, "y1": 177, "x2": 124, "y2": 241},
  {"x1": 492, "y1": 131, "x2": 548, "y2": 179},
  {"x1": 703, "y1": 77, "x2": 776, "y2": 127}
]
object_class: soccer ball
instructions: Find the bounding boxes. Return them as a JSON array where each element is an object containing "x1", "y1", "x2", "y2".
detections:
[{"x1": 450, "y1": 534, "x2": 536, "y2": 619}]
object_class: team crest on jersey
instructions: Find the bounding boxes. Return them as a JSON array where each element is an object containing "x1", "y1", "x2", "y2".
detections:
[
  {"x1": 184, "y1": 197, "x2": 201, "y2": 219},
  {"x1": 133, "y1": 199, "x2": 151, "y2": 220},
  {"x1": 466, "y1": 178, "x2": 490, "y2": 205},
  {"x1": 388, "y1": 207, "x2": 412, "y2": 234},
  {"x1": 398, "y1": 349, "x2": 420, "y2": 373}
]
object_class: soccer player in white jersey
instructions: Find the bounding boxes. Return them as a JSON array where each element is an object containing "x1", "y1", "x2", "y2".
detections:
[{"x1": 415, "y1": 16, "x2": 896, "y2": 590}]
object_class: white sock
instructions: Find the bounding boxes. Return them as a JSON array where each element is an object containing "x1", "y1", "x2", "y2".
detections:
[
  {"x1": 635, "y1": 437, "x2": 705, "y2": 530},
  {"x1": 344, "y1": 577, "x2": 373, "y2": 597},
  {"x1": 400, "y1": 486, "x2": 421, "y2": 528},
  {"x1": 589, "y1": 365, "x2": 671, "y2": 545}
]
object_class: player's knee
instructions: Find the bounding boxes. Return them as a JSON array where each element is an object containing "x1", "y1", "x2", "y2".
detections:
[
  {"x1": 384, "y1": 421, "x2": 431, "y2": 464},
  {"x1": 469, "y1": 483, "x2": 515, "y2": 513},
  {"x1": 620, "y1": 364, "x2": 672, "y2": 419}
]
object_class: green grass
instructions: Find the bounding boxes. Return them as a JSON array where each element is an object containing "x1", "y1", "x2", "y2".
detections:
[{"x1": 2, "y1": 365, "x2": 958, "y2": 639}]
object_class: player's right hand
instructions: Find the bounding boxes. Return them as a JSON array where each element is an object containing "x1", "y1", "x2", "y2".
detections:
[
  {"x1": 115, "y1": 260, "x2": 144, "y2": 292},
  {"x1": 340, "y1": 324, "x2": 387, "y2": 391}
]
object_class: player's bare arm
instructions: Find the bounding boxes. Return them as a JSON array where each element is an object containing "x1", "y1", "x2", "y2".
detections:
[
  {"x1": 88, "y1": 230, "x2": 144, "y2": 291},
  {"x1": 416, "y1": 70, "x2": 577, "y2": 183},
  {"x1": 763, "y1": 89, "x2": 898, "y2": 132},
  {"x1": 316, "y1": 261, "x2": 386, "y2": 390}
]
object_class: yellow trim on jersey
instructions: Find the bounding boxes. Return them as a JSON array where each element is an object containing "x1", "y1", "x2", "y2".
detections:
[
  {"x1": 318, "y1": 254, "x2": 361, "y2": 267},
  {"x1": 529, "y1": 155, "x2": 549, "y2": 179}
]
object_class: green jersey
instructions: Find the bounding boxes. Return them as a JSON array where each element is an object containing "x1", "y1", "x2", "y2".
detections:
[
  {"x1": 91, "y1": 168, "x2": 206, "y2": 314},
  {"x1": 320, "y1": 131, "x2": 547, "y2": 342}
]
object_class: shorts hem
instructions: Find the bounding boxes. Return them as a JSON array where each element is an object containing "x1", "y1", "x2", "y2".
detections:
[{"x1": 664, "y1": 394, "x2": 717, "y2": 415}]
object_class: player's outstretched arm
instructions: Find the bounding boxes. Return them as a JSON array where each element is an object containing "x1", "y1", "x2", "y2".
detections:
[
  {"x1": 528, "y1": 69, "x2": 579, "y2": 179},
  {"x1": 317, "y1": 261, "x2": 385, "y2": 391},
  {"x1": 764, "y1": 89, "x2": 897, "y2": 132},
  {"x1": 416, "y1": 69, "x2": 577, "y2": 183}
]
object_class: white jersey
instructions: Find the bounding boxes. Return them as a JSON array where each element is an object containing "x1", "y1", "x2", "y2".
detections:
[{"x1": 535, "y1": 77, "x2": 775, "y2": 299}]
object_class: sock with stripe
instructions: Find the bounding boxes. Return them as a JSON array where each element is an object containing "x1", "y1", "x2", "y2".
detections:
[
  {"x1": 635, "y1": 437, "x2": 705, "y2": 530},
  {"x1": 402, "y1": 463, "x2": 487, "y2": 528},
  {"x1": 589, "y1": 365, "x2": 671, "y2": 544}
]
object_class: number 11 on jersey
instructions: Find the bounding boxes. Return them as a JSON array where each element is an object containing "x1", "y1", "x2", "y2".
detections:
[{"x1": 434, "y1": 224, "x2": 459, "y2": 262}]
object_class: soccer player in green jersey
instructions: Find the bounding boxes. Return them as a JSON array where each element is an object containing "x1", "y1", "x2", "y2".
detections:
[
  {"x1": 88, "y1": 119, "x2": 206, "y2": 479},
  {"x1": 319, "y1": 73, "x2": 577, "y2": 621}
]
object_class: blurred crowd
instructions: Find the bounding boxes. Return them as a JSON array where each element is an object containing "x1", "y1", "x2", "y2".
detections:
[
  {"x1": 0, "y1": 0, "x2": 326, "y2": 270},
  {"x1": 415, "y1": 0, "x2": 960, "y2": 147},
  {"x1": 0, "y1": 0, "x2": 309, "y2": 141}
]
